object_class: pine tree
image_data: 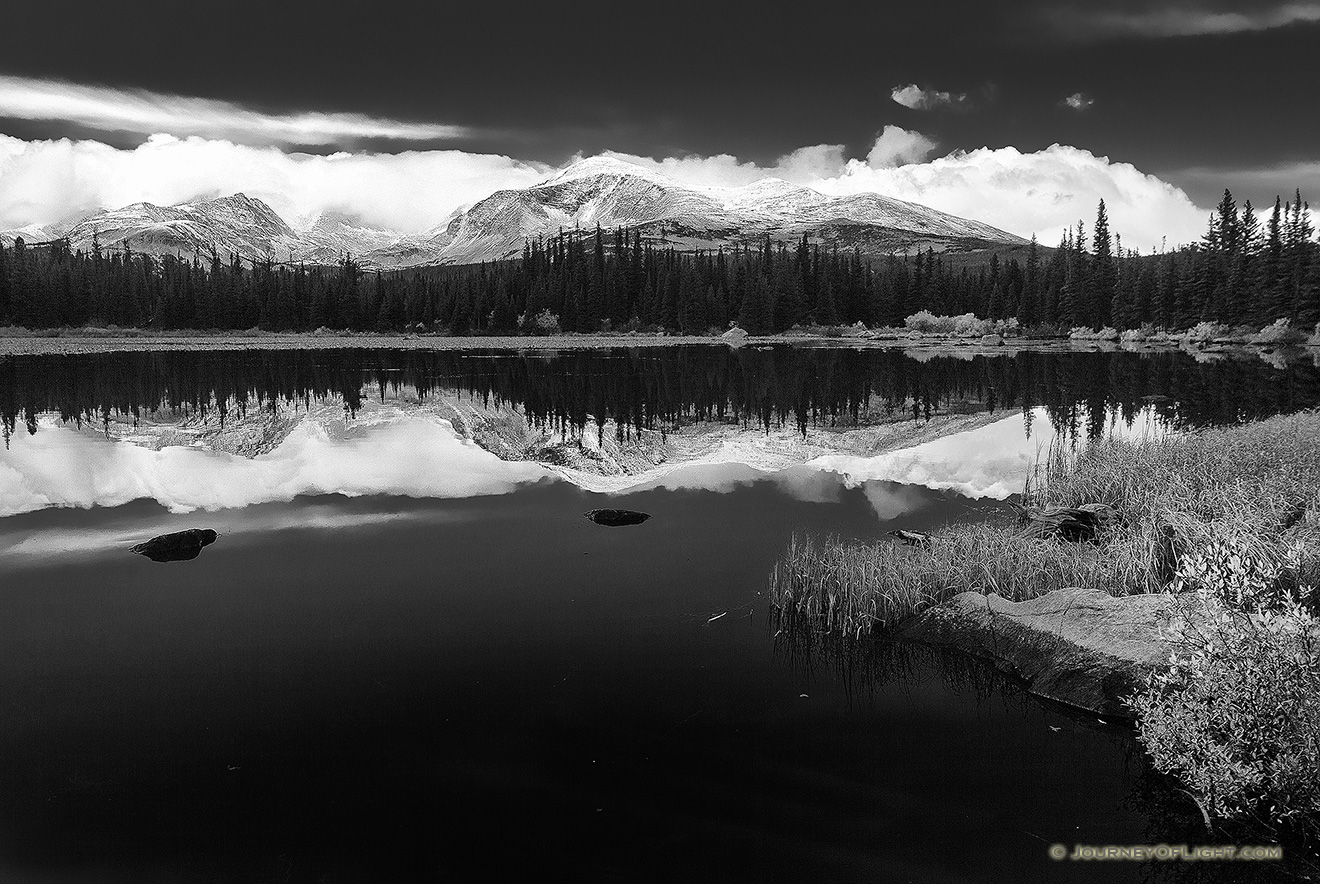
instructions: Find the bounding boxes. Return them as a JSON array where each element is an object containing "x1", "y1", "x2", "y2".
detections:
[
  {"x1": 1263, "y1": 197, "x2": 1286, "y2": 321},
  {"x1": 1089, "y1": 200, "x2": 1115, "y2": 327}
]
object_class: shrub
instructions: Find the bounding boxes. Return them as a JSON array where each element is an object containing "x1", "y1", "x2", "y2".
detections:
[
  {"x1": 903, "y1": 311, "x2": 1005, "y2": 337},
  {"x1": 904, "y1": 310, "x2": 950, "y2": 333},
  {"x1": 1251, "y1": 318, "x2": 1309, "y2": 347},
  {"x1": 519, "y1": 309, "x2": 562, "y2": 336},
  {"x1": 1069, "y1": 326, "x2": 1119, "y2": 341},
  {"x1": 1182, "y1": 321, "x2": 1230, "y2": 343},
  {"x1": 1132, "y1": 534, "x2": 1320, "y2": 832}
]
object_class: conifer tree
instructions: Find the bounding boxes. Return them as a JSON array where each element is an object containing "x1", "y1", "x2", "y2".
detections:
[{"x1": 1089, "y1": 201, "x2": 1115, "y2": 328}]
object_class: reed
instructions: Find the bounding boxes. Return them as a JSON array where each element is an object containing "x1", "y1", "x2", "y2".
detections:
[{"x1": 770, "y1": 410, "x2": 1320, "y2": 637}]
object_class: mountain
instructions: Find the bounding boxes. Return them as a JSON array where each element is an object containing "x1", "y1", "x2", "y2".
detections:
[
  {"x1": 365, "y1": 156, "x2": 1026, "y2": 266},
  {"x1": 41, "y1": 194, "x2": 304, "y2": 263},
  {"x1": 2, "y1": 156, "x2": 1026, "y2": 267}
]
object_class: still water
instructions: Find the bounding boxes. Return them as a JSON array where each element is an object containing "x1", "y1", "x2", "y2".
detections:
[{"x1": 0, "y1": 345, "x2": 1311, "y2": 883}]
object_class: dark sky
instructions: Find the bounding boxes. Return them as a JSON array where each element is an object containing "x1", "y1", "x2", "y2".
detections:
[{"x1": 1, "y1": 0, "x2": 1318, "y2": 208}]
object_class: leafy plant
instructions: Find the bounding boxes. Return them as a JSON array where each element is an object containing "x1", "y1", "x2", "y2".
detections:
[{"x1": 1132, "y1": 533, "x2": 1320, "y2": 834}]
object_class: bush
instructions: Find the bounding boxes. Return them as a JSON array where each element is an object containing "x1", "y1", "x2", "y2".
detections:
[
  {"x1": 903, "y1": 311, "x2": 1009, "y2": 337},
  {"x1": 1181, "y1": 321, "x2": 1231, "y2": 343},
  {"x1": 904, "y1": 310, "x2": 952, "y2": 333},
  {"x1": 1069, "y1": 326, "x2": 1120, "y2": 341},
  {"x1": 1132, "y1": 534, "x2": 1320, "y2": 832},
  {"x1": 1251, "y1": 318, "x2": 1309, "y2": 347},
  {"x1": 519, "y1": 309, "x2": 562, "y2": 336}
]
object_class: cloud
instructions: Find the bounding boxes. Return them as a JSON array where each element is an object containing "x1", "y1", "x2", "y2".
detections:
[
  {"x1": 0, "y1": 133, "x2": 550, "y2": 232},
  {"x1": 866, "y1": 126, "x2": 940, "y2": 167},
  {"x1": 810, "y1": 141, "x2": 1209, "y2": 252},
  {"x1": 0, "y1": 75, "x2": 470, "y2": 146},
  {"x1": 890, "y1": 84, "x2": 969, "y2": 111},
  {"x1": 579, "y1": 144, "x2": 852, "y2": 190},
  {"x1": 0, "y1": 128, "x2": 1211, "y2": 251},
  {"x1": 0, "y1": 416, "x2": 548, "y2": 517},
  {"x1": 1046, "y1": 2, "x2": 1320, "y2": 39},
  {"x1": 1062, "y1": 92, "x2": 1096, "y2": 110}
]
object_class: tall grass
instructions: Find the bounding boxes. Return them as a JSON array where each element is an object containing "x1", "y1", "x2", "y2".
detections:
[{"x1": 771, "y1": 410, "x2": 1320, "y2": 637}]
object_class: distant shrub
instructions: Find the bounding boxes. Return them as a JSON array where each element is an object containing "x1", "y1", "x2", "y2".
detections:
[
  {"x1": 904, "y1": 311, "x2": 1008, "y2": 337},
  {"x1": 1120, "y1": 326, "x2": 1153, "y2": 343},
  {"x1": 1251, "y1": 318, "x2": 1308, "y2": 347},
  {"x1": 1069, "y1": 326, "x2": 1119, "y2": 341},
  {"x1": 1182, "y1": 321, "x2": 1230, "y2": 343},
  {"x1": 1310, "y1": 323, "x2": 1320, "y2": 347},
  {"x1": 903, "y1": 310, "x2": 949, "y2": 333},
  {"x1": 519, "y1": 309, "x2": 562, "y2": 336}
]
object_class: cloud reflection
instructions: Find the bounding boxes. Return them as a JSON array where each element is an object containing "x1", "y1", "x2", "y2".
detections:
[{"x1": 0, "y1": 417, "x2": 549, "y2": 517}]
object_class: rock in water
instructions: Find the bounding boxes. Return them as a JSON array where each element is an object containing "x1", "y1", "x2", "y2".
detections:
[
  {"x1": 130, "y1": 528, "x2": 219, "y2": 562},
  {"x1": 898, "y1": 587, "x2": 1185, "y2": 718},
  {"x1": 721, "y1": 327, "x2": 749, "y2": 348},
  {"x1": 583, "y1": 509, "x2": 651, "y2": 527}
]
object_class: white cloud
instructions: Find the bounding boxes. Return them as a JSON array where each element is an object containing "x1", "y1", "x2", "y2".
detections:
[
  {"x1": 0, "y1": 416, "x2": 548, "y2": 518},
  {"x1": 866, "y1": 126, "x2": 940, "y2": 167},
  {"x1": 0, "y1": 75, "x2": 469, "y2": 145},
  {"x1": 580, "y1": 143, "x2": 851, "y2": 189},
  {"x1": 812, "y1": 142, "x2": 1209, "y2": 252},
  {"x1": 0, "y1": 133, "x2": 549, "y2": 232},
  {"x1": 1047, "y1": 2, "x2": 1320, "y2": 38},
  {"x1": 891, "y1": 84, "x2": 968, "y2": 111},
  {"x1": 0, "y1": 130, "x2": 1213, "y2": 251},
  {"x1": 1062, "y1": 92, "x2": 1095, "y2": 110}
]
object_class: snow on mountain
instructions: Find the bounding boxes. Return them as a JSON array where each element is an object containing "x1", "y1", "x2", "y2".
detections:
[
  {"x1": 402, "y1": 156, "x2": 1028, "y2": 265},
  {"x1": 0, "y1": 224, "x2": 56, "y2": 246},
  {"x1": 49, "y1": 194, "x2": 303, "y2": 263},
  {"x1": 1, "y1": 155, "x2": 1027, "y2": 267},
  {"x1": 298, "y1": 211, "x2": 414, "y2": 265}
]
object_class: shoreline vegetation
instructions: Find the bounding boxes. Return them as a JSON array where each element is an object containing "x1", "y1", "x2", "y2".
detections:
[
  {"x1": 770, "y1": 409, "x2": 1320, "y2": 851},
  {"x1": 0, "y1": 313, "x2": 1318, "y2": 356}
]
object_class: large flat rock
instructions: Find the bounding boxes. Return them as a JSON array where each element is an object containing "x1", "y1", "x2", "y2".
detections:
[{"x1": 898, "y1": 587, "x2": 1179, "y2": 718}]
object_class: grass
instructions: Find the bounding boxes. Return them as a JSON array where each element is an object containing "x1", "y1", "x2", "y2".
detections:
[{"x1": 770, "y1": 409, "x2": 1320, "y2": 637}]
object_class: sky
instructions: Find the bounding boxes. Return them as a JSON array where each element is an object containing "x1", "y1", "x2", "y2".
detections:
[{"x1": 0, "y1": 0, "x2": 1317, "y2": 251}]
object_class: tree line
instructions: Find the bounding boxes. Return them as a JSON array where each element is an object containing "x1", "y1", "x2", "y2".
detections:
[
  {"x1": 7, "y1": 347, "x2": 1320, "y2": 448},
  {"x1": 0, "y1": 191, "x2": 1315, "y2": 334}
]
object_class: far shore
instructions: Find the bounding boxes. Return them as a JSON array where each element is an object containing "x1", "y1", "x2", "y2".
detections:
[{"x1": 2, "y1": 326, "x2": 1318, "y2": 357}]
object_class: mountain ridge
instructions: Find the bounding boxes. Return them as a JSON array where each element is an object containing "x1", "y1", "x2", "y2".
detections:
[{"x1": 1, "y1": 156, "x2": 1027, "y2": 267}]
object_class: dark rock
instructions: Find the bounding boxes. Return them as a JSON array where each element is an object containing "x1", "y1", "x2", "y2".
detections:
[
  {"x1": 130, "y1": 528, "x2": 219, "y2": 562},
  {"x1": 898, "y1": 587, "x2": 1184, "y2": 718},
  {"x1": 1015, "y1": 503, "x2": 1118, "y2": 542},
  {"x1": 583, "y1": 509, "x2": 651, "y2": 527}
]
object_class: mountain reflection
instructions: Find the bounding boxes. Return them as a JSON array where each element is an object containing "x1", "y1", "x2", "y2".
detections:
[{"x1": 3, "y1": 346, "x2": 1319, "y2": 446}]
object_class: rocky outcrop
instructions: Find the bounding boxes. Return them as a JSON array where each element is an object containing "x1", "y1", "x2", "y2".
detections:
[
  {"x1": 898, "y1": 587, "x2": 1181, "y2": 718},
  {"x1": 583, "y1": 509, "x2": 651, "y2": 527},
  {"x1": 130, "y1": 528, "x2": 218, "y2": 562}
]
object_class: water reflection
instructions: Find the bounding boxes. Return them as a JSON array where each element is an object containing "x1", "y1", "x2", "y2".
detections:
[{"x1": 4, "y1": 346, "x2": 1319, "y2": 447}]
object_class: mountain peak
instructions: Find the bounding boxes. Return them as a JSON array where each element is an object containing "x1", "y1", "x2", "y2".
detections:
[{"x1": 546, "y1": 155, "x2": 675, "y2": 186}]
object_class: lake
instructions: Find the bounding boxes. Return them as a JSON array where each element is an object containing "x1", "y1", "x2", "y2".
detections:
[{"x1": 1, "y1": 344, "x2": 1313, "y2": 883}]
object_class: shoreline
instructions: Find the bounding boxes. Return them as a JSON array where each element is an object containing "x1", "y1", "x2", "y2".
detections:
[{"x1": 2, "y1": 327, "x2": 1317, "y2": 357}]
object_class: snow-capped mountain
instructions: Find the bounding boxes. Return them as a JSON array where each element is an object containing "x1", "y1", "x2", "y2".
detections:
[
  {"x1": 46, "y1": 194, "x2": 304, "y2": 263},
  {"x1": 372, "y1": 156, "x2": 1026, "y2": 265},
  {"x1": 0, "y1": 223, "x2": 57, "y2": 247},
  {"x1": 2, "y1": 156, "x2": 1026, "y2": 267}
]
